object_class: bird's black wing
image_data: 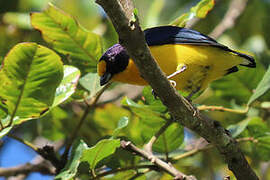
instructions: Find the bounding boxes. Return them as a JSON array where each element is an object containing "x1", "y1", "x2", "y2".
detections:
[{"x1": 144, "y1": 26, "x2": 229, "y2": 51}]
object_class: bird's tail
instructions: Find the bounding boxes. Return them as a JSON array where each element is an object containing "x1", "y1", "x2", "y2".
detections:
[{"x1": 230, "y1": 50, "x2": 256, "y2": 68}]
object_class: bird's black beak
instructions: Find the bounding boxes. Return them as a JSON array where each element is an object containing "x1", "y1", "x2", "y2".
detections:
[{"x1": 100, "y1": 72, "x2": 112, "y2": 86}]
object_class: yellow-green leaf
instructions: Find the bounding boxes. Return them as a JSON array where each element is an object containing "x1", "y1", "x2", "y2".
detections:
[
  {"x1": 171, "y1": 0, "x2": 215, "y2": 27},
  {"x1": 31, "y1": 3, "x2": 102, "y2": 74},
  {"x1": 0, "y1": 42, "x2": 63, "y2": 136}
]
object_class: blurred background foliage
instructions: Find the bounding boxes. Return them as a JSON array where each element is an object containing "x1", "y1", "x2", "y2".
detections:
[{"x1": 0, "y1": 0, "x2": 270, "y2": 179}]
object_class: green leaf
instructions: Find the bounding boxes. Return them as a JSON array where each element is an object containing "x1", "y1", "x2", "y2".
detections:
[
  {"x1": 81, "y1": 139, "x2": 120, "y2": 170},
  {"x1": 171, "y1": 0, "x2": 215, "y2": 27},
  {"x1": 121, "y1": 97, "x2": 164, "y2": 120},
  {"x1": 40, "y1": 107, "x2": 68, "y2": 141},
  {"x1": 55, "y1": 139, "x2": 88, "y2": 180},
  {"x1": 256, "y1": 135, "x2": 270, "y2": 160},
  {"x1": 112, "y1": 116, "x2": 129, "y2": 138},
  {"x1": 79, "y1": 73, "x2": 102, "y2": 99},
  {"x1": 31, "y1": 3, "x2": 102, "y2": 74},
  {"x1": 227, "y1": 118, "x2": 251, "y2": 138},
  {"x1": 248, "y1": 66, "x2": 270, "y2": 106},
  {"x1": 153, "y1": 123, "x2": 184, "y2": 153},
  {"x1": 0, "y1": 42, "x2": 63, "y2": 136},
  {"x1": 211, "y1": 65, "x2": 264, "y2": 104},
  {"x1": 190, "y1": 0, "x2": 215, "y2": 18},
  {"x1": 142, "y1": 86, "x2": 167, "y2": 113},
  {"x1": 245, "y1": 117, "x2": 269, "y2": 138},
  {"x1": 52, "y1": 65, "x2": 80, "y2": 107}
]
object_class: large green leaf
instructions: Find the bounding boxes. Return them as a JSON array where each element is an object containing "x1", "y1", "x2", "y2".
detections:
[
  {"x1": 248, "y1": 66, "x2": 270, "y2": 105},
  {"x1": 0, "y1": 43, "x2": 63, "y2": 134},
  {"x1": 81, "y1": 139, "x2": 120, "y2": 170},
  {"x1": 31, "y1": 3, "x2": 102, "y2": 74},
  {"x1": 52, "y1": 65, "x2": 80, "y2": 107},
  {"x1": 171, "y1": 0, "x2": 215, "y2": 27},
  {"x1": 55, "y1": 139, "x2": 88, "y2": 180}
]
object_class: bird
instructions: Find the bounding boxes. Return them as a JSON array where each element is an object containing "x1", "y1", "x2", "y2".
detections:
[{"x1": 97, "y1": 26, "x2": 255, "y2": 98}]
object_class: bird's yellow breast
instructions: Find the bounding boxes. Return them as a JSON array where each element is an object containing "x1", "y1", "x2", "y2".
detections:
[{"x1": 112, "y1": 44, "x2": 243, "y2": 93}]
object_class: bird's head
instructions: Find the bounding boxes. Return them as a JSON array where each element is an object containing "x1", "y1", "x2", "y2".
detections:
[{"x1": 97, "y1": 44, "x2": 129, "y2": 86}]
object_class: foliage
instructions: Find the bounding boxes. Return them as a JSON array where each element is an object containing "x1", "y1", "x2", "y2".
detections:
[{"x1": 0, "y1": 0, "x2": 270, "y2": 179}]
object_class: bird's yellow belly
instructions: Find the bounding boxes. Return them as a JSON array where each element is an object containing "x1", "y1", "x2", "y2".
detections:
[{"x1": 112, "y1": 44, "x2": 243, "y2": 93}]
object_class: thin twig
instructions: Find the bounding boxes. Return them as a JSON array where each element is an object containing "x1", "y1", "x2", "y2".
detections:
[
  {"x1": 198, "y1": 105, "x2": 249, "y2": 114},
  {"x1": 92, "y1": 165, "x2": 157, "y2": 180},
  {"x1": 0, "y1": 163, "x2": 54, "y2": 177},
  {"x1": 0, "y1": 140, "x2": 64, "y2": 179},
  {"x1": 209, "y1": 0, "x2": 248, "y2": 39},
  {"x1": 173, "y1": 137, "x2": 257, "y2": 161},
  {"x1": 121, "y1": 140, "x2": 196, "y2": 180}
]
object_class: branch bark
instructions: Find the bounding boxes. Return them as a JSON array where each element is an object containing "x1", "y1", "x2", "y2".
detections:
[
  {"x1": 121, "y1": 140, "x2": 196, "y2": 180},
  {"x1": 95, "y1": 0, "x2": 258, "y2": 179}
]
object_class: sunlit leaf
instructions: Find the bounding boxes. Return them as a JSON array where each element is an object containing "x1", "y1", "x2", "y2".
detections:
[
  {"x1": 190, "y1": 0, "x2": 215, "y2": 18},
  {"x1": 31, "y1": 3, "x2": 102, "y2": 74},
  {"x1": 79, "y1": 72, "x2": 102, "y2": 99},
  {"x1": 53, "y1": 65, "x2": 80, "y2": 107},
  {"x1": 112, "y1": 116, "x2": 129, "y2": 138},
  {"x1": 248, "y1": 66, "x2": 270, "y2": 106},
  {"x1": 0, "y1": 42, "x2": 63, "y2": 136},
  {"x1": 55, "y1": 139, "x2": 88, "y2": 180},
  {"x1": 81, "y1": 139, "x2": 120, "y2": 170},
  {"x1": 171, "y1": 0, "x2": 215, "y2": 27}
]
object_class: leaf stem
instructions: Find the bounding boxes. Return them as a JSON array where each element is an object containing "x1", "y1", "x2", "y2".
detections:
[{"x1": 198, "y1": 105, "x2": 249, "y2": 114}]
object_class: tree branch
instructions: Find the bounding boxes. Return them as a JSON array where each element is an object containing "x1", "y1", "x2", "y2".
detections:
[
  {"x1": 95, "y1": 0, "x2": 258, "y2": 179},
  {"x1": 121, "y1": 140, "x2": 196, "y2": 180},
  {"x1": 144, "y1": 118, "x2": 173, "y2": 155},
  {"x1": 0, "y1": 163, "x2": 54, "y2": 177},
  {"x1": 209, "y1": 0, "x2": 248, "y2": 39}
]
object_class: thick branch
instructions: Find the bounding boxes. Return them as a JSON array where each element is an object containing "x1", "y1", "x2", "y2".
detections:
[{"x1": 95, "y1": 0, "x2": 258, "y2": 179}]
